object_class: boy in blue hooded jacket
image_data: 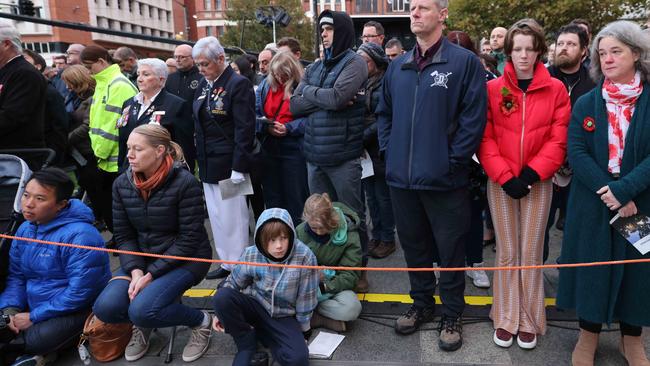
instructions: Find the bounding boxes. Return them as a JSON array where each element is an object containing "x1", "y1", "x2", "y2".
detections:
[{"x1": 213, "y1": 208, "x2": 318, "y2": 366}]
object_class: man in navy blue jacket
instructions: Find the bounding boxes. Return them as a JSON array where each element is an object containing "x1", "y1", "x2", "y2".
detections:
[{"x1": 376, "y1": 0, "x2": 486, "y2": 352}]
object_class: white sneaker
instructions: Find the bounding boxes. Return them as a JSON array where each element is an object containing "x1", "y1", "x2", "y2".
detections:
[
  {"x1": 182, "y1": 311, "x2": 213, "y2": 362},
  {"x1": 125, "y1": 327, "x2": 152, "y2": 362},
  {"x1": 466, "y1": 263, "x2": 490, "y2": 288}
]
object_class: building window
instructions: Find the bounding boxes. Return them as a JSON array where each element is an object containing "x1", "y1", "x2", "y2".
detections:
[
  {"x1": 204, "y1": 0, "x2": 211, "y2": 10},
  {"x1": 206, "y1": 26, "x2": 213, "y2": 36},
  {"x1": 149, "y1": 6, "x2": 154, "y2": 17},
  {"x1": 217, "y1": 25, "x2": 224, "y2": 36},
  {"x1": 117, "y1": 0, "x2": 121, "y2": 9},
  {"x1": 140, "y1": 3, "x2": 145, "y2": 15},
  {"x1": 166, "y1": 11, "x2": 171, "y2": 22},
  {"x1": 216, "y1": 0, "x2": 223, "y2": 10},
  {"x1": 128, "y1": 0, "x2": 133, "y2": 12},
  {"x1": 158, "y1": 8, "x2": 162, "y2": 20}
]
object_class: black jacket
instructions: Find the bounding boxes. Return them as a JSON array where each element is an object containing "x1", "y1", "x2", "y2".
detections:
[
  {"x1": 165, "y1": 66, "x2": 202, "y2": 102},
  {"x1": 548, "y1": 64, "x2": 596, "y2": 107},
  {"x1": 0, "y1": 56, "x2": 46, "y2": 168},
  {"x1": 44, "y1": 82, "x2": 69, "y2": 166},
  {"x1": 68, "y1": 93, "x2": 94, "y2": 160},
  {"x1": 112, "y1": 163, "x2": 212, "y2": 283},
  {"x1": 193, "y1": 66, "x2": 256, "y2": 183},
  {"x1": 117, "y1": 90, "x2": 188, "y2": 171}
]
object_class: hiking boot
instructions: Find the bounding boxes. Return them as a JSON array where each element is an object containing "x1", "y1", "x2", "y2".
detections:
[
  {"x1": 355, "y1": 271, "x2": 369, "y2": 293},
  {"x1": 370, "y1": 241, "x2": 396, "y2": 259},
  {"x1": 182, "y1": 311, "x2": 213, "y2": 362},
  {"x1": 310, "y1": 312, "x2": 347, "y2": 332},
  {"x1": 438, "y1": 315, "x2": 463, "y2": 352},
  {"x1": 125, "y1": 327, "x2": 152, "y2": 362},
  {"x1": 517, "y1": 331, "x2": 537, "y2": 350},
  {"x1": 493, "y1": 328, "x2": 514, "y2": 348},
  {"x1": 395, "y1": 305, "x2": 434, "y2": 335},
  {"x1": 466, "y1": 263, "x2": 490, "y2": 288},
  {"x1": 368, "y1": 238, "x2": 380, "y2": 253},
  {"x1": 250, "y1": 351, "x2": 269, "y2": 366}
]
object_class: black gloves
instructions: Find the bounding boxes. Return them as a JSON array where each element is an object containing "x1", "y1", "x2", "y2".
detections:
[
  {"x1": 502, "y1": 178, "x2": 530, "y2": 199},
  {"x1": 518, "y1": 166, "x2": 540, "y2": 186}
]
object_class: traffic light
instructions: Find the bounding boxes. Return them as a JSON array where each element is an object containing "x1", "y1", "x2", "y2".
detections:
[{"x1": 18, "y1": 0, "x2": 36, "y2": 17}]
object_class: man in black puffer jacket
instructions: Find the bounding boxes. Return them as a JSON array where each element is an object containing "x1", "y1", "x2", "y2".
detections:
[{"x1": 290, "y1": 9, "x2": 370, "y2": 277}]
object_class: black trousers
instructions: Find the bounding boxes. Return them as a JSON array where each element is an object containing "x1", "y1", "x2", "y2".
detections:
[
  {"x1": 213, "y1": 288, "x2": 309, "y2": 366},
  {"x1": 390, "y1": 187, "x2": 470, "y2": 317},
  {"x1": 1, "y1": 309, "x2": 89, "y2": 363},
  {"x1": 96, "y1": 169, "x2": 118, "y2": 233},
  {"x1": 579, "y1": 318, "x2": 642, "y2": 336}
]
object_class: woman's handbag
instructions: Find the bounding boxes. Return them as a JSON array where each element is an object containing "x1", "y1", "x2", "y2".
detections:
[{"x1": 78, "y1": 276, "x2": 133, "y2": 363}]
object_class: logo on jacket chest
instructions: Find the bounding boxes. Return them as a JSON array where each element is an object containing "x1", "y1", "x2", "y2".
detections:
[
  {"x1": 190, "y1": 80, "x2": 199, "y2": 89},
  {"x1": 430, "y1": 71, "x2": 452, "y2": 89}
]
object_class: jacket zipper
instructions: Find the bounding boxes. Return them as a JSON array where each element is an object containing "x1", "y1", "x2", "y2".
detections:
[
  {"x1": 270, "y1": 265, "x2": 286, "y2": 317},
  {"x1": 520, "y1": 93, "x2": 527, "y2": 170},
  {"x1": 408, "y1": 72, "x2": 420, "y2": 185}
]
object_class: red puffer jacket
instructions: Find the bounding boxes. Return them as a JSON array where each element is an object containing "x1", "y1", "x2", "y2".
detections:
[{"x1": 478, "y1": 61, "x2": 570, "y2": 185}]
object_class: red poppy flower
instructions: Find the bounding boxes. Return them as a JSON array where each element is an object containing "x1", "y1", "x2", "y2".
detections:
[
  {"x1": 500, "y1": 94, "x2": 519, "y2": 116},
  {"x1": 583, "y1": 117, "x2": 595, "y2": 132}
]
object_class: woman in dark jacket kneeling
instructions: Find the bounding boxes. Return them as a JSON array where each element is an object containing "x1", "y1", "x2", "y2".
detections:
[{"x1": 93, "y1": 124, "x2": 213, "y2": 363}]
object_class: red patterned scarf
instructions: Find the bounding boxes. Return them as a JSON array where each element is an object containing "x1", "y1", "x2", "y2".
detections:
[{"x1": 602, "y1": 71, "x2": 643, "y2": 174}]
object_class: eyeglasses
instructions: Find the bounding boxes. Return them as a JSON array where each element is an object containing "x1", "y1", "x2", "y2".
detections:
[
  {"x1": 196, "y1": 61, "x2": 212, "y2": 68},
  {"x1": 65, "y1": 51, "x2": 80, "y2": 56},
  {"x1": 174, "y1": 55, "x2": 191, "y2": 60},
  {"x1": 360, "y1": 34, "x2": 380, "y2": 40}
]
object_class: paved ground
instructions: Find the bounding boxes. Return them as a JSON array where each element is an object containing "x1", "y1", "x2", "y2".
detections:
[{"x1": 52, "y1": 213, "x2": 647, "y2": 365}]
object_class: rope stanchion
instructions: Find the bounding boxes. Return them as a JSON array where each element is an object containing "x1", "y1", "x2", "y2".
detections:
[{"x1": 2, "y1": 233, "x2": 649, "y2": 272}]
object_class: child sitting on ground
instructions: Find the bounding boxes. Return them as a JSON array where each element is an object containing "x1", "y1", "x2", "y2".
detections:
[
  {"x1": 296, "y1": 193, "x2": 363, "y2": 332},
  {"x1": 212, "y1": 208, "x2": 318, "y2": 366}
]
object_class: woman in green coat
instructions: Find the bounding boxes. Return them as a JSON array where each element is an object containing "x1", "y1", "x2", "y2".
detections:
[
  {"x1": 296, "y1": 193, "x2": 363, "y2": 333},
  {"x1": 557, "y1": 21, "x2": 650, "y2": 366}
]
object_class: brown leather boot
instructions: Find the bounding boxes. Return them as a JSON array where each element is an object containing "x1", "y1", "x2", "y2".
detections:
[
  {"x1": 620, "y1": 335, "x2": 650, "y2": 366},
  {"x1": 370, "y1": 241, "x2": 396, "y2": 259},
  {"x1": 355, "y1": 271, "x2": 369, "y2": 293},
  {"x1": 310, "y1": 312, "x2": 346, "y2": 332},
  {"x1": 571, "y1": 329, "x2": 599, "y2": 366}
]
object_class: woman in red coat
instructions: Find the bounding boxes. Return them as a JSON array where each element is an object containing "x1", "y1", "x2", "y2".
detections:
[{"x1": 478, "y1": 19, "x2": 570, "y2": 350}]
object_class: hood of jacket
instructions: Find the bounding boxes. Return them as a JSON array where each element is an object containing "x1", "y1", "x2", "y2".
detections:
[
  {"x1": 254, "y1": 208, "x2": 297, "y2": 263},
  {"x1": 318, "y1": 10, "x2": 355, "y2": 61},
  {"x1": 31, "y1": 199, "x2": 94, "y2": 234}
]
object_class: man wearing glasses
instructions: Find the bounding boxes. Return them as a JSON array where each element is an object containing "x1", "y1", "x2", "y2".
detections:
[
  {"x1": 361, "y1": 21, "x2": 385, "y2": 46},
  {"x1": 164, "y1": 44, "x2": 202, "y2": 172}
]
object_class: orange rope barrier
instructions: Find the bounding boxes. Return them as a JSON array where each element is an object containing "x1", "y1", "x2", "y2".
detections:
[{"x1": 2, "y1": 233, "x2": 649, "y2": 272}]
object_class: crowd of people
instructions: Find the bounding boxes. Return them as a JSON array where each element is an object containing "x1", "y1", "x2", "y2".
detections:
[{"x1": 1, "y1": 0, "x2": 650, "y2": 364}]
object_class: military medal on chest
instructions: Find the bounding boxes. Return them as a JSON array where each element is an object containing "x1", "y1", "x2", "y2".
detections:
[
  {"x1": 116, "y1": 105, "x2": 131, "y2": 128},
  {"x1": 149, "y1": 111, "x2": 166, "y2": 125}
]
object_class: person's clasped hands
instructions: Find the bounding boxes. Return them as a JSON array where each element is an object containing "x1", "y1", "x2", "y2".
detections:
[{"x1": 597, "y1": 185, "x2": 638, "y2": 218}]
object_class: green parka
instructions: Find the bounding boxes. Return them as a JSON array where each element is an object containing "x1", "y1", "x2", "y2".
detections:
[
  {"x1": 557, "y1": 81, "x2": 650, "y2": 326},
  {"x1": 296, "y1": 202, "x2": 362, "y2": 294}
]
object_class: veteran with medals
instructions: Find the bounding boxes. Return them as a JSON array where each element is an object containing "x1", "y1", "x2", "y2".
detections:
[
  {"x1": 191, "y1": 37, "x2": 257, "y2": 280},
  {"x1": 117, "y1": 58, "x2": 188, "y2": 172}
]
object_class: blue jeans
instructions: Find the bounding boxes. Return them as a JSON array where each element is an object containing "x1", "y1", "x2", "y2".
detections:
[
  {"x1": 363, "y1": 175, "x2": 395, "y2": 242},
  {"x1": 93, "y1": 268, "x2": 203, "y2": 328}
]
